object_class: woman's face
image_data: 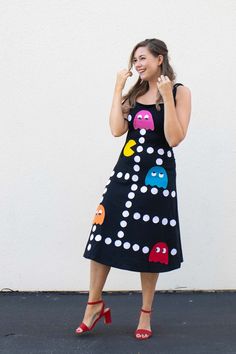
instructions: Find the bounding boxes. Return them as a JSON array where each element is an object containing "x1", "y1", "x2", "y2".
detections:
[{"x1": 132, "y1": 46, "x2": 162, "y2": 81}]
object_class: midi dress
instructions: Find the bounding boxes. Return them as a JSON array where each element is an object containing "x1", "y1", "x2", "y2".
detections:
[{"x1": 83, "y1": 83, "x2": 184, "y2": 273}]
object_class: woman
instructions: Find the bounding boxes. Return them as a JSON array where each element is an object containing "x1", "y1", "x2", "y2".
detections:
[{"x1": 75, "y1": 38, "x2": 191, "y2": 340}]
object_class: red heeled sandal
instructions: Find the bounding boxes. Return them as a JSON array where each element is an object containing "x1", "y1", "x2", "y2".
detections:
[
  {"x1": 75, "y1": 299, "x2": 112, "y2": 335},
  {"x1": 134, "y1": 308, "x2": 153, "y2": 340}
]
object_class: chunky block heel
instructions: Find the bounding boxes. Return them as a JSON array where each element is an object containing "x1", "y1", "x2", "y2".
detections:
[{"x1": 104, "y1": 308, "x2": 112, "y2": 324}]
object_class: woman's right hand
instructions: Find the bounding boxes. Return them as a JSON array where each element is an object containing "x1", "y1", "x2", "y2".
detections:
[{"x1": 115, "y1": 68, "x2": 133, "y2": 91}]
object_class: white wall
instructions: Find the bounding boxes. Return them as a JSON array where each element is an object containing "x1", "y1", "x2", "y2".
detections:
[{"x1": 0, "y1": 0, "x2": 235, "y2": 291}]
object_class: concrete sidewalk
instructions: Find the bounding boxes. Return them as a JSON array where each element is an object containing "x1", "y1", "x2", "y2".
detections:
[{"x1": 0, "y1": 291, "x2": 235, "y2": 354}]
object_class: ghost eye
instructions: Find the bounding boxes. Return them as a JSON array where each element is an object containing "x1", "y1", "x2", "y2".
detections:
[
  {"x1": 159, "y1": 173, "x2": 164, "y2": 178},
  {"x1": 144, "y1": 114, "x2": 149, "y2": 120},
  {"x1": 162, "y1": 248, "x2": 166, "y2": 254},
  {"x1": 151, "y1": 172, "x2": 157, "y2": 177},
  {"x1": 156, "y1": 247, "x2": 160, "y2": 253},
  {"x1": 138, "y1": 115, "x2": 142, "y2": 120}
]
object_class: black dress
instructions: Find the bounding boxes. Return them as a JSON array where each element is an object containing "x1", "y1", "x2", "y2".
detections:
[{"x1": 83, "y1": 83, "x2": 184, "y2": 273}]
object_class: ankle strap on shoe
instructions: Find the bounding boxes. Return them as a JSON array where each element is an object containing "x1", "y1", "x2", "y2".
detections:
[
  {"x1": 141, "y1": 308, "x2": 152, "y2": 313},
  {"x1": 87, "y1": 300, "x2": 103, "y2": 305}
]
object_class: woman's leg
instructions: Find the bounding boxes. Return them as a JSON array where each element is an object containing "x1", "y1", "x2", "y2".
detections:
[
  {"x1": 136, "y1": 272, "x2": 159, "y2": 333},
  {"x1": 78, "y1": 260, "x2": 111, "y2": 328}
]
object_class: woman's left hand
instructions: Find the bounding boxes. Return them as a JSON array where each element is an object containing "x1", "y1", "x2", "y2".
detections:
[{"x1": 157, "y1": 75, "x2": 173, "y2": 100}]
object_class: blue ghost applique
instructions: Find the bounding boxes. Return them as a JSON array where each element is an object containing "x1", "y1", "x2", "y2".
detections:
[{"x1": 145, "y1": 166, "x2": 168, "y2": 188}]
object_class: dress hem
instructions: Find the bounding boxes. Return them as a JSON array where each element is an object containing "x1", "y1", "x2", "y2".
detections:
[{"x1": 83, "y1": 253, "x2": 183, "y2": 273}]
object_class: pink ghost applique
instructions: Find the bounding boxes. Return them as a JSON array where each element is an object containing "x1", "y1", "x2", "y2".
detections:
[
  {"x1": 148, "y1": 242, "x2": 169, "y2": 265},
  {"x1": 133, "y1": 110, "x2": 154, "y2": 131}
]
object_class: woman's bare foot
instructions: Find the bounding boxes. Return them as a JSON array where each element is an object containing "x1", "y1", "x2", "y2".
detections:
[
  {"x1": 136, "y1": 311, "x2": 152, "y2": 339},
  {"x1": 76, "y1": 301, "x2": 104, "y2": 332}
]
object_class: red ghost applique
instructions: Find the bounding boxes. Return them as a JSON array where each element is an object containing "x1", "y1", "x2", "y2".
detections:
[{"x1": 149, "y1": 242, "x2": 169, "y2": 265}]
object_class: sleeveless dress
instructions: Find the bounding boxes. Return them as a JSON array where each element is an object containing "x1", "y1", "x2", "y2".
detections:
[{"x1": 83, "y1": 83, "x2": 184, "y2": 273}]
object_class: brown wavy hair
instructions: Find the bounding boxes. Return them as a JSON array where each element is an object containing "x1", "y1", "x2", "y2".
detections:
[{"x1": 122, "y1": 38, "x2": 176, "y2": 115}]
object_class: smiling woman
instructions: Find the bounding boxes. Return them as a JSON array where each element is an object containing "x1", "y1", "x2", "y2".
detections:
[
  {"x1": 77, "y1": 37, "x2": 191, "y2": 341},
  {"x1": 121, "y1": 38, "x2": 179, "y2": 113}
]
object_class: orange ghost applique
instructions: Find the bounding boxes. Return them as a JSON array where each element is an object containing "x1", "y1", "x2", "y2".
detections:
[{"x1": 93, "y1": 204, "x2": 105, "y2": 225}]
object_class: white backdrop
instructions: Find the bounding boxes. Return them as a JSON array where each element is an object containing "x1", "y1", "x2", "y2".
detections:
[{"x1": 0, "y1": 0, "x2": 235, "y2": 291}]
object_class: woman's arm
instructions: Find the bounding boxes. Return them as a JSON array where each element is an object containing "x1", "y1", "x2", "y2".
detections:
[
  {"x1": 109, "y1": 69, "x2": 132, "y2": 137},
  {"x1": 109, "y1": 86, "x2": 129, "y2": 137},
  {"x1": 163, "y1": 86, "x2": 192, "y2": 147}
]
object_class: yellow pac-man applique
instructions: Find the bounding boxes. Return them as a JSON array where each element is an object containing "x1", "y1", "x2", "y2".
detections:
[{"x1": 123, "y1": 139, "x2": 136, "y2": 157}]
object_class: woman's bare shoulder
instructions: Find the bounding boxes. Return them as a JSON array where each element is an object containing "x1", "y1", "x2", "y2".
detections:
[{"x1": 176, "y1": 84, "x2": 191, "y2": 95}]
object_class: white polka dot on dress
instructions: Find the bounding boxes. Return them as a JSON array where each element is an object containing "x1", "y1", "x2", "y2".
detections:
[
  {"x1": 151, "y1": 187, "x2": 158, "y2": 195},
  {"x1": 95, "y1": 234, "x2": 102, "y2": 241},
  {"x1": 133, "y1": 164, "x2": 140, "y2": 172},
  {"x1": 133, "y1": 212, "x2": 141, "y2": 220},
  {"x1": 140, "y1": 129, "x2": 146, "y2": 135},
  {"x1": 115, "y1": 240, "x2": 122, "y2": 247},
  {"x1": 171, "y1": 248, "x2": 177, "y2": 255},
  {"x1": 134, "y1": 155, "x2": 141, "y2": 163},
  {"x1": 170, "y1": 219, "x2": 177, "y2": 226},
  {"x1": 137, "y1": 146, "x2": 143, "y2": 153},
  {"x1": 105, "y1": 237, "x2": 112, "y2": 244},
  {"x1": 163, "y1": 189, "x2": 169, "y2": 197},
  {"x1": 132, "y1": 175, "x2": 139, "y2": 182},
  {"x1": 120, "y1": 220, "x2": 127, "y2": 227},
  {"x1": 131, "y1": 184, "x2": 138, "y2": 191},
  {"x1": 143, "y1": 214, "x2": 150, "y2": 222},
  {"x1": 133, "y1": 244, "x2": 140, "y2": 251},
  {"x1": 106, "y1": 179, "x2": 111, "y2": 186},
  {"x1": 87, "y1": 244, "x2": 91, "y2": 251},
  {"x1": 139, "y1": 137, "x2": 145, "y2": 144},
  {"x1": 128, "y1": 192, "x2": 135, "y2": 199},
  {"x1": 162, "y1": 218, "x2": 168, "y2": 225},
  {"x1": 123, "y1": 242, "x2": 131, "y2": 249},
  {"x1": 156, "y1": 158, "x2": 163, "y2": 165},
  {"x1": 152, "y1": 216, "x2": 159, "y2": 224},
  {"x1": 117, "y1": 231, "x2": 124, "y2": 238},
  {"x1": 125, "y1": 201, "x2": 132, "y2": 208},
  {"x1": 122, "y1": 210, "x2": 129, "y2": 217},
  {"x1": 147, "y1": 147, "x2": 154, "y2": 154}
]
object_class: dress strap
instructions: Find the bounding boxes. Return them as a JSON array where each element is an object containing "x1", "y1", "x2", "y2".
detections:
[{"x1": 172, "y1": 83, "x2": 184, "y2": 105}]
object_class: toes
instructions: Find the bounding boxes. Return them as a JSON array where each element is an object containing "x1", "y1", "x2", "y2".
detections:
[{"x1": 136, "y1": 332, "x2": 149, "y2": 339}]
